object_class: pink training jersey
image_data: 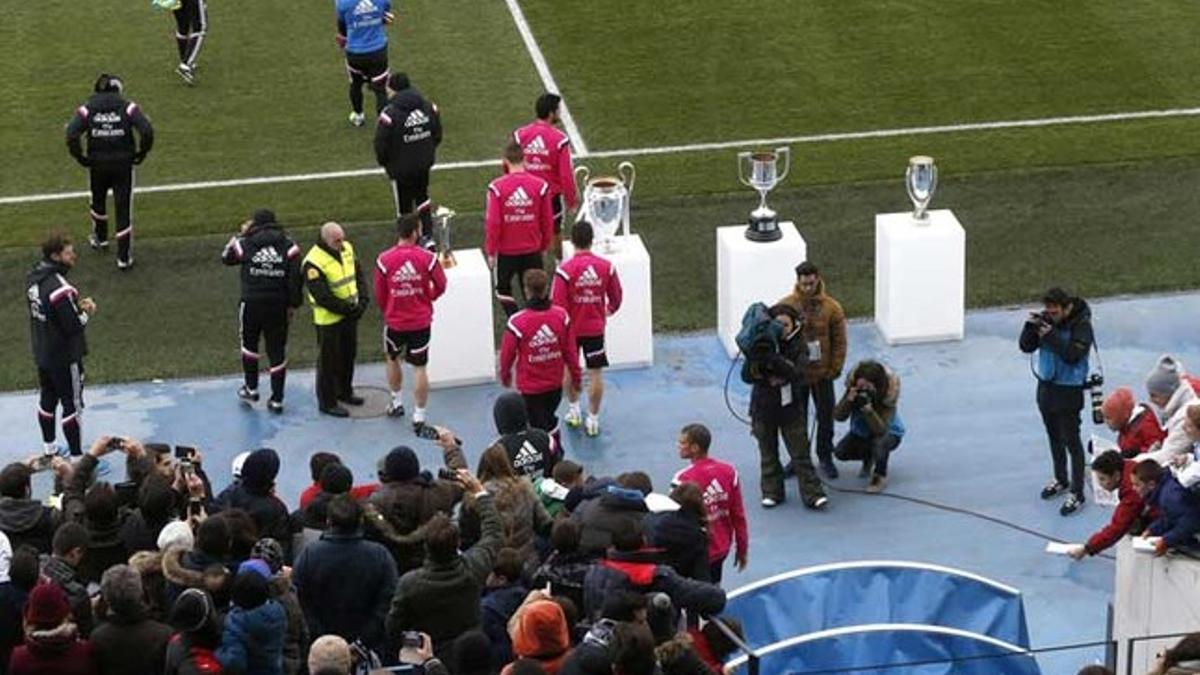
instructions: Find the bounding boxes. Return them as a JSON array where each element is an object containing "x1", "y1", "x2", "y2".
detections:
[
  {"x1": 485, "y1": 172, "x2": 555, "y2": 257},
  {"x1": 373, "y1": 243, "x2": 447, "y2": 332},
  {"x1": 672, "y1": 457, "x2": 749, "y2": 564},
  {"x1": 514, "y1": 120, "x2": 578, "y2": 210},
  {"x1": 500, "y1": 304, "x2": 581, "y2": 394},
  {"x1": 551, "y1": 250, "x2": 623, "y2": 339}
]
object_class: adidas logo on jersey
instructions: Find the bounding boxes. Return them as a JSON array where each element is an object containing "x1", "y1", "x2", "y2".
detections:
[
  {"x1": 703, "y1": 478, "x2": 726, "y2": 505},
  {"x1": 506, "y1": 186, "x2": 533, "y2": 209},
  {"x1": 353, "y1": 0, "x2": 376, "y2": 15},
  {"x1": 524, "y1": 135, "x2": 547, "y2": 154},
  {"x1": 578, "y1": 264, "x2": 603, "y2": 287},
  {"x1": 393, "y1": 260, "x2": 422, "y2": 283},
  {"x1": 512, "y1": 442, "x2": 541, "y2": 470},
  {"x1": 404, "y1": 109, "x2": 430, "y2": 128},
  {"x1": 529, "y1": 324, "x2": 558, "y2": 348},
  {"x1": 250, "y1": 246, "x2": 284, "y2": 266}
]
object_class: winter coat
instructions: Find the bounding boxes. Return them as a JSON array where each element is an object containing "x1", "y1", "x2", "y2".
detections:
[
  {"x1": 214, "y1": 485, "x2": 291, "y2": 555},
  {"x1": 292, "y1": 531, "x2": 396, "y2": 656},
  {"x1": 481, "y1": 584, "x2": 527, "y2": 669},
  {"x1": 1144, "y1": 383, "x2": 1198, "y2": 466},
  {"x1": 216, "y1": 600, "x2": 287, "y2": 675},
  {"x1": 1117, "y1": 405, "x2": 1166, "y2": 458},
  {"x1": 1085, "y1": 460, "x2": 1148, "y2": 556},
  {"x1": 119, "y1": 510, "x2": 170, "y2": 555},
  {"x1": 162, "y1": 547, "x2": 230, "y2": 611},
  {"x1": 582, "y1": 549, "x2": 726, "y2": 621},
  {"x1": 779, "y1": 277, "x2": 847, "y2": 382},
  {"x1": 0, "y1": 499, "x2": 57, "y2": 555},
  {"x1": 572, "y1": 487, "x2": 648, "y2": 556},
  {"x1": 366, "y1": 446, "x2": 466, "y2": 573},
  {"x1": 0, "y1": 581, "x2": 29, "y2": 673},
  {"x1": 266, "y1": 575, "x2": 307, "y2": 675},
  {"x1": 530, "y1": 551, "x2": 593, "y2": 612},
  {"x1": 8, "y1": 623, "x2": 98, "y2": 675},
  {"x1": 645, "y1": 511, "x2": 711, "y2": 582},
  {"x1": 1146, "y1": 473, "x2": 1200, "y2": 550},
  {"x1": 560, "y1": 620, "x2": 617, "y2": 675},
  {"x1": 460, "y1": 477, "x2": 552, "y2": 562},
  {"x1": 1019, "y1": 298, "x2": 1094, "y2": 408},
  {"x1": 128, "y1": 550, "x2": 169, "y2": 621},
  {"x1": 40, "y1": 556, "x2": 94, "y2": 637},
  {"x1": 386, "y1": 492, "x2": 503, "y2": 660},
  {"x1": 90, "y1": 606, "x2": 172, "y2": 675},
  {"x1": 164, "y1": 626, "x2": 225, "y2": 675},
  {"x1": 834, "y1": 364, "x2": 905, "y2": 439},
  {"x1": 80, "y1": 517, "x2": 128, "y2": 586}
]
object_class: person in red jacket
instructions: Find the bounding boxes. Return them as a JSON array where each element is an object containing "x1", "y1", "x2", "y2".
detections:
[
  {"x1": 500, "y1": 269, "x2": 581, "y2": 450},
  {"x1": 671, "y1": 423, "x2": 749, "y2": 584},
  {"x1": 1101, "y1": 387, "x2": 1166, "y2": 458},
  {"x1": 551, "y1": 221, "x2": 623, "y2": 437},
  {"x1": 9, "y1": 583, "x2": 98, "y2": 675},
  {"x1": 374, "y1": 214, "x2": 448, "y2": 427},
  {"x1": 1066, "y1": 450, "x2": 1150, "y2": 559},
  {"x1": 514, "y1": 93, "x2": 578, "y2": 256},
  {"x1": 486, "y1": 140, "x2": 556, "y2": 318}
]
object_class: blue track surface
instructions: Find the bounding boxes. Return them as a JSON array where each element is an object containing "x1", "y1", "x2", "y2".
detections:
[{"x1": 6, "y1": 292, "x2": 1198, "y2": 673}]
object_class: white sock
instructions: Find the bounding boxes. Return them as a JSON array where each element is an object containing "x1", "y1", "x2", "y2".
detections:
[
  {"x1": 43, "y1": 442, "x2": 57, "y2": 455},
  {"x1": 391, "y1": 391, "x2": 403, "y2": 405},
  {"x1": 587, "y1": 413, "x2": 599, "y2": 424},
  {"x1": 568, "y1": 402, "x2": 582, "y2": 416},
  {"x1": 413, "y1": 407, "x2": 427, "y2": 423}
]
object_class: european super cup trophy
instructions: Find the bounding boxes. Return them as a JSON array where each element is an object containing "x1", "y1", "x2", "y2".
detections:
[
  {"x1": 575, "y1": 161, "x2": 636, "y2": 252},
  {"x1": 905, "y1": 155, "x2": 938, "y2": 223},
  {"x1": 433, "y1": 205, "x2": 456, "y2": 268},
  {"x1": 737, "y1": 147, "x2": 790, "y2": 242}
]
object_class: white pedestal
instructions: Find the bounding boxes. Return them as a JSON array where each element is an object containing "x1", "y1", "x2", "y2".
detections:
[
  {"x1": 562, "y1": 234, "x2": 653, "y2": 369},
  {"x1": 716, "y1": 222, "x2": 806, "y2": 358},
  {"x1": 425, "y1": 248, "x2": 495, "y2": 388},
  {"x1": 874, "y1": 209, "x2": 965, "y2": 345}
]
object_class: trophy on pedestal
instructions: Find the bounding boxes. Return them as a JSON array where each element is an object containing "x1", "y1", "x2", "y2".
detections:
[
  {"x1": 905, "y1": 155, "x2": 938, "y2": 223},
  {"x1": 433, "y1": 205, "x2": 456, "y2": 268},
  {"x1": 575, "y1": 161, "x2": 636, "y2": 252},
  {"x1": 737, "y1": 147, "x2": 790, "y2": 242}
]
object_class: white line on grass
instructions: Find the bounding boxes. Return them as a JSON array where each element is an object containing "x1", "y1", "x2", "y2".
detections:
[
  {"x1": 501, "y1": 0, "x2": 589, "y2": 156},
  {"x1": 3, "y1": 105, "x2": 1199, "y2": 206}
]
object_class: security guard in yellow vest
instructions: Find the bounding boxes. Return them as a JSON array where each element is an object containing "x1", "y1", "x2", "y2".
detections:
[{"x1": 303, "y1": 222, "x2": 368, "y2": 416}]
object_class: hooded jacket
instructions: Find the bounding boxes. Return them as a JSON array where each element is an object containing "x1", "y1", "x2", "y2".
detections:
[
  {"x1": 366, "y1": 444, "x2": 467, "y2": 574},
  {"x1": 374, "y1": 87, "x2": 442, "y2": 178},
  {"x1": 493, "y1": 392, "x2": 556, "y2": 478},
  {"x1": 1145, "y1": 473, "x2": 1200, "y2": 550},
  {"x1": 0, "y1": 498, "x2": 58, "y2": 555},
  {"x1": 530, "y1": 551, "x2": 593, "y2": 613},
  {"x1": 216, "y1": 599, "x2": 287, "y2": 675},
  {"x1": 834, "y1": 363, "x2": 905, "y2": 439},
  {"x1": 65, "y1": 91, "x2": 153, "y2": 167},
  {"x1": 8, "y1": 622, "x2": 98, "y2": 675},
  {"x1": 582, "y1": 548, "x2": 726, "y2": 621},
  {"x1": 779, "y1": 277, "x2": 847, "y2": 382},
  {"x1": 1019, "y1": 298, "x2": 1094, "y2": 408},
  {"x1": 644, "y1": 510, "x2": 711, "y2": 582},
  {"x1": 572, "y1": 486, "x2": 649, "y2": 556},
  {"x1": 220, "y1": 221, "x2": 304, "y2": 307},
  {"x1": 41, "y1": 556, "x2": 94, "y2": 637},
  {"x1": 27, "y1": 260, "x2": 89, "y2": 370}
]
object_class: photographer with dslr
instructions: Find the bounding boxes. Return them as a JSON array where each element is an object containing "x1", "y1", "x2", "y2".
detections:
[
  {"x1": 742, "y1": 304, "x2": 826, "y2": 510},
  {"x1": 1019, "y1": 287, "x2": 1095, "y2": 516},
  {"x1": 832, "y1": 360, "x2": 905, "y2": 494}
]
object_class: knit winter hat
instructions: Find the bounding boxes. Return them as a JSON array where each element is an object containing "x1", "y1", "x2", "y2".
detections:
[
  {"x1": 384, "y1": 446, "x2": 420, "y2": 482},
  {"x1": 231, "y1": 569, "x2": 269, "y2": 609},
  {"x1": 240, "y1": 448, "x2": 281, "y2": 491},
  {"x1": 251, "y1": 538, "x2": 285, "y2": 574},
  {"x1": 157, "y1": 520, "x2": 195, "y2": 552},
  {"x1": 169, "y1": 588, "x2": 213, "y2": 632},
  {"x1": 511, "y1": 599, "x2": 570, "y2": 659},
  {"x1": 25, "y1": 583, "x2": 70, "y2": 629},
  {"x1": 1146, "y1": 355, "x2": 1184, "y2": 397},
  {"x1": 1102, "y1": 387, "x2": 1136, "y2": 427},
  {"x1": 319, "y1": 463, "x2": 353, "y2": 495}
]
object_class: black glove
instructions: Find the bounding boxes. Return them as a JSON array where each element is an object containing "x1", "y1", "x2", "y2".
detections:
[
  {"x1": 132, "y1": 152, "x2": 147, "y2": 166},
  {"x1": 75, "y1": 156, "x2": 92, "y2": 168}
]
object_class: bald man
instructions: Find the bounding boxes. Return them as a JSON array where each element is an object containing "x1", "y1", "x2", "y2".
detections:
[{"x1": 303, "y1": 222, "x2": 369, "y2": 416}]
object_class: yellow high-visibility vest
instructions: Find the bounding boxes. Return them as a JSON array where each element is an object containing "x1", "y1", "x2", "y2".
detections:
[{"x1": 303, "y1": 241, "x2": 358, "y2": 326}]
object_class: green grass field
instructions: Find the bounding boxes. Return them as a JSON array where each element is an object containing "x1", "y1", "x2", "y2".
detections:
[{"x1": 2, "y1": 0, "x2": 1200, "y2": 389}]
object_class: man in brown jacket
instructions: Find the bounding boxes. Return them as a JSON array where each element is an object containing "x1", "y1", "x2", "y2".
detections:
[{"x1": 780, "y1": 262, "x2": 848, "y2": 479}]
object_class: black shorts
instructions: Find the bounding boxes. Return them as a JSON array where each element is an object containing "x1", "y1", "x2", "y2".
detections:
[
  {"x1": 552, "y1": 194, "x2": 565, "y2": 233},
  {"x1": 384, "y1": 326, "x2": 431, "y2": 366},
  {"x1": 577, "y1": 335, "x2": 608, "y2": 369},
  {"x1": 495, "y1": 252, "x2": 544, "y2": 300},
  {"x1": 346, "y1": 47, "x2": 389, "y2": 86}
]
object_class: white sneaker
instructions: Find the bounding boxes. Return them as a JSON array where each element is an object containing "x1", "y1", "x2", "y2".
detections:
[
  {"x1": 88, "y1": 234, "x2": 108, "y2": 250},
  {"x1": 811, "y1": 496, "x2": 829, "y2": 510},
  {"x1": 348, "y1": 112, "x2": 365, "y2": 127},
  {"x1": 176, "y1": 63, "x2": 195, "y2": 86},
  {"x1": 565, "y1": 407, "x2": 582, "y2": 428},
  {"x1": 385, "y1": 401, "x2": 405, "y2": 418},
  {"x1": 585, "y1": 416, "x2": 600, "y2": 437},
  {"x1": 116, "y1": 258, "x2": 135, "y2": 271},
  {"x1": 761, "y1": 497, "x2": 779, "y2": 508}
]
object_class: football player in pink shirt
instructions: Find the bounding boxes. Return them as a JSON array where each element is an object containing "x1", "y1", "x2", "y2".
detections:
[
  {"x1": 485, "y1": 141, "x2": 556, "y2": 318},
  {"x1": 672, "y1": 423, "x2": 749, "y2": 584}
]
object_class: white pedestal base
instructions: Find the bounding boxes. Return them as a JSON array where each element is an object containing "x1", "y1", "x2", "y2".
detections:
[
  {"x1": 716, "y1": 222, "x2": 807, "y2": 358},
  {"x1": 562, "y1": 234, "x2": 653, "y2": 369},
  {"x1": 424, "y1": 248, "x2": 496, "y2": 388},
  {"x1": 874, "y1": 209, "x2": 965, "y2": 345}
]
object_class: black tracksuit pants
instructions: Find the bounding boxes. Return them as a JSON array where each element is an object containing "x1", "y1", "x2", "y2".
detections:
[
  {"x1": 315, "y1": 319, "x2": 358, "y2": 410},
  {"x1": 239, "y1": 301, "x2": 290, "y2": 402},
  {"x1": 37, "y1": 361, "x2": 83, "y2": 455},
  {"x1": 1037, "y1": 382, "x2": 1086, "y2": 497},
  {"x1": 391, "y1": 171, "x2": 433, "y2": 235},
  {"x1": 88, "y1": 164, "x2": 134, "y2": 263}
]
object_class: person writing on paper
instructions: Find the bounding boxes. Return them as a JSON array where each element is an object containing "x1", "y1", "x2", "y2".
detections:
[
  {"x1": 1065, "y1": 451, "x2": 1149, "y2": 560},
  {"x1": 1134, "y1": 460, "x2": 1200, "y2": 556},
  {"x1": 1100, "y1": 387, "x2": 1165, "y2": 458}
]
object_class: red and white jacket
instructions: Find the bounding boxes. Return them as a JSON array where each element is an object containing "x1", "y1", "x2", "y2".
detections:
[
  {"x1": 499, "y1": 300, "x2": 581, "y2": 394},
  {"x1": 551, "y1": 250, "x2": 623, "y2": 339},
  {"x1": 513, "y1": 120, "x2": 578, "y2": 210},
  {"x1": 1117, "y1": 404, "x2": 1166, "y2": 457},
  {"x1": 672, "y1": 457, "x2": 749, "y2": 564},
  {"x1": 485, "y1": 172, "x2": 555, "y2": 257},
  {"x1": 373, "y1": 243, "x2": 447, "y2": 332}
]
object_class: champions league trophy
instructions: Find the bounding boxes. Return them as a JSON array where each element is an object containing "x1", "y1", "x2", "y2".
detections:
[
  {"x1": 433, "y1": 205, "x2": 456, "y2": 268},
  {"x1": 905, "y1": 155, "x2": 938, "y2": 222},
  {"x1": 737, "y1": 147, "x2": 790, "y2": 242},
  {"x1": 575, "y1": 162, "x2": 636, "y2": 253}
]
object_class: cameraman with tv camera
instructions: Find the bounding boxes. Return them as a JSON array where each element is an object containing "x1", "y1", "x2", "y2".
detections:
[
  {"x1": 1019, "y1": 287, "x2": 1096, "y2": 516},
  {"x1": 740, "y1": 303, "x2": 827, "y2": 510}
]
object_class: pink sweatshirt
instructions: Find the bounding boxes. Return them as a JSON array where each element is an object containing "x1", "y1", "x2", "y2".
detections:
[{"x1": 673, "y1": 457, "x2": 749, "y2": 563}]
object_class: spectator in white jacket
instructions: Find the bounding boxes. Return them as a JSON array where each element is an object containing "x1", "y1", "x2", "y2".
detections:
[{"x1": 1141, "y1": 355, "x2": 1196, "y2": 466}]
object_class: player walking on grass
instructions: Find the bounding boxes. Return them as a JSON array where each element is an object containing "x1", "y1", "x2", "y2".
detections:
[
  {"x1": 374, "y1": 213, "x2": 447, "y2": 428},
  {"x1": 65, "y1": 74, "x2": 154, "y2": 272},
  {"x1": 375, "y1": 73, "x2": 442, "y2": 235},
  {"x1": 171, "y1": 0, "x2": 207, "y2": 85},
  {"x1": 515, "y1": 93, "x2": 578, "y2": 258},
  {"x1": 551, "y1": 221, "x2": 622, "y2": 436},
  {"x1": 486, "y1": 140, "x2": 555, "y2": 318},
  {"x1": 336, "y1": 0, "x2": 395, "y2": 126}
]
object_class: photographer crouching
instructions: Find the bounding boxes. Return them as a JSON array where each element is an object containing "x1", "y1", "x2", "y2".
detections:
[
  {"x1": 832, "y1": 361, "x2": 905, "y2": 493},
  {"x1": 741, "y1": 304, "x2": 828, "y2": 510},
  {"x1": 1019, "y1": 287, "x2": 1095, "y2": 516}
]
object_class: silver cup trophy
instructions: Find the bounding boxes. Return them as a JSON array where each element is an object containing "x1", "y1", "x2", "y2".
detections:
[
  {"x1": 905, "y1": 155, "x2": 938, "y2": 222},
  {"x1": 575, "y1": 162, "x2": 636, "y2": 252},
  {"x1": 737, "y1": 147, "x2": 790, "y2": 242},
  {"x1": 433, "y1": 205, "x2": 456, "y2": 268}
]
